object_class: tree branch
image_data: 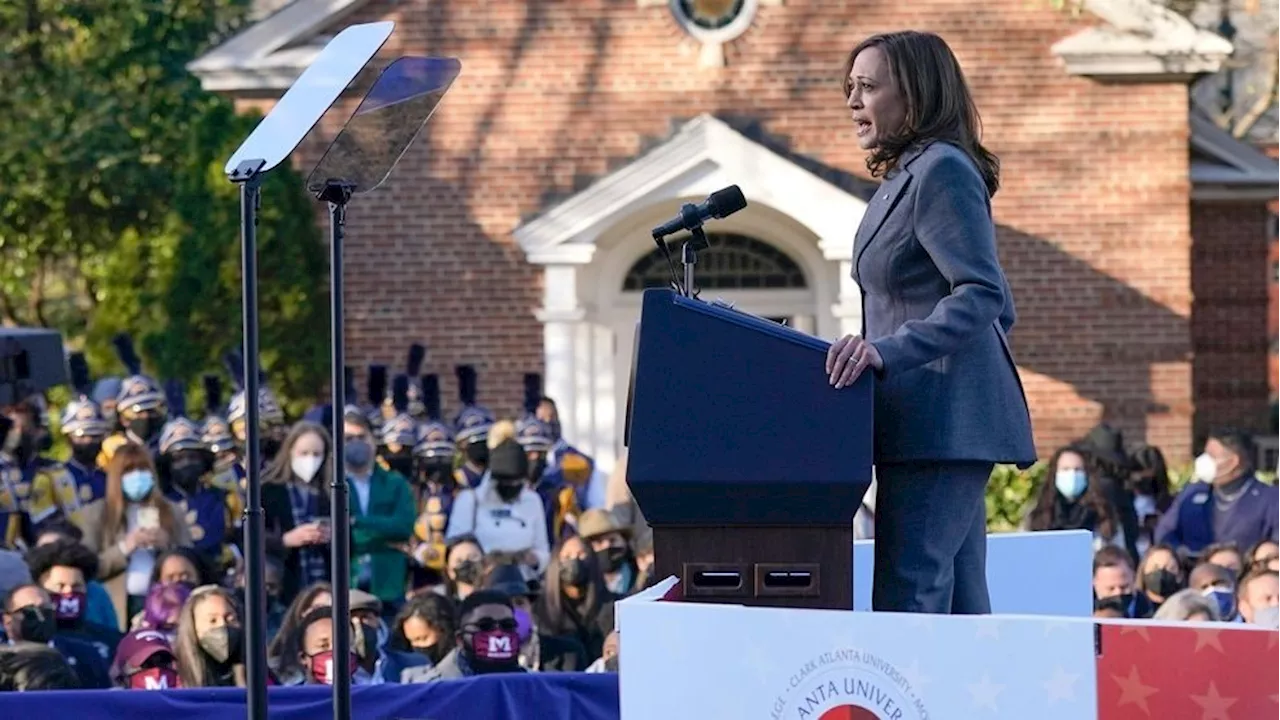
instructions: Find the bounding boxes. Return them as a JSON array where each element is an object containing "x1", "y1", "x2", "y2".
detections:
[
  {"x1": 29, "y1": 254, "x2": 48, "y2": 328},
  {"x1": 0, "y1": 283, "x2": 22, "y2": 327},
  {"x1": 1232, "y1": 47, "x2": 1279, "y2": 139}
]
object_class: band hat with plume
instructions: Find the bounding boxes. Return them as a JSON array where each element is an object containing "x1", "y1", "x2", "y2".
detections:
[
  {"x1": 224, "y1": 350, "x2": 285, "y2": 431},
  {"x1": 199, "y1": 374, "x2": 234, "y2": 454},
  {"x1": 112, "y1": 333, "x2": 166, "y2": 415},
  {"x1": 158, "y1": 379, "x2": 207, "y2": 456},
  {"x1": 412, "y1": 374, "x2": 456, "y2": 459},
  {"x1": 452, "y1": 365, "x2": 495, "y2": 445},
  {"x1": 380, "y1": 374, "x2": 419, "y2": 449},
  {"x1": 60, "y1": 352, "x2": 110, "y2": 438}
]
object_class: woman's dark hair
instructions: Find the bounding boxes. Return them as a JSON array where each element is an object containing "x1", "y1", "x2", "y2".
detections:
[
  {"x1": 443, "y1": 535, "x2": 485, "y2": 598},
  {"x1": 149, "y1": 547, "x2": 214, "y2": 587},
  {"x1": 1027, "y1": 445, "x2": 1119, "y2": 540},
  {"x1": 263, "y1": 421, "x2": 334, "y2": 493},
  {"x1": 1245, "y1": 538, "x2": 1280, "y2": 571},
  {"x1": 25, "y1": 539, "x2": 99, "y2": 584},
  {"x1": 535, "y1": 535, "x2": 609, "y2": 637},
  {"x1": 267, "y1": 581, "x2": 331, "y2": 681},
  {"x1": 0, "y1": 645, "x2": 80, "y2": 691},
  {"x1": 1128, "y1": 444, "x2": 1173, "y2": 511},
  {"x1": 842, "y1": 30, "x2": 999, "y2": 196},
  {"x1": 387, "y1": 593, "x2": 457, "y2": 657}
]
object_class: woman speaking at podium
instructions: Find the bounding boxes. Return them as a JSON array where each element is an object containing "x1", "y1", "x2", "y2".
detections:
[{"x1": 825, "y1": 31, "x2": 1035, "y2": 615}]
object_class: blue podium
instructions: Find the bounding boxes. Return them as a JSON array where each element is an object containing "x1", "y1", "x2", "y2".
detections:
[{"x1": 625, "y1": 289, "x2": 873, "y2": 609}]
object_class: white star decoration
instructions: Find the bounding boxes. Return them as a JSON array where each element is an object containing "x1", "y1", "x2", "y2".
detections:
[
  {"x1": 1043, "y1": 666, "x2": 1079, "y2": 703},
  {"x1": 1193, "y1": 628, "x2": 1226, "y2": 654},
  {"x1": 900, "y1": 658, "x2": 932, "y2": 695},
  {"x1": 1190, "y1": 681, "x2": 1237, "y2": 720},
  {"x1": 968, "y1": 672, "x2": 1004, "y2": 711}
]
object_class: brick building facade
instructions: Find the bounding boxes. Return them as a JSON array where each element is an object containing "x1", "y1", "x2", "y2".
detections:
[{"x1": 192, "y1": 0, "x2": 1278, "y2": 470}]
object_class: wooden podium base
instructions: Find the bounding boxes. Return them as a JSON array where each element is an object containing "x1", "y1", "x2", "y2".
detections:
[{"x1": 652, "y1": 524, "x2": 853, "y2": 610}]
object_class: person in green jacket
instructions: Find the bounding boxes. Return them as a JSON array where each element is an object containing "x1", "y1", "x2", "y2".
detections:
[{"x1": 342, "y1": 412, "x2": 416, "y2": 619}]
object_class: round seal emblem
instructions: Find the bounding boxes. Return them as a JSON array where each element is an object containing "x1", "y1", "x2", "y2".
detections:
[{"x1": 772, "y1": 649, "x2": 929, "y2": 720}]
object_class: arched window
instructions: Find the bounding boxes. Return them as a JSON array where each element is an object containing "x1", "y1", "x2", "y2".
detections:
[{"x1": 622, "y1": 233, "x2": 807, "y2": 291}]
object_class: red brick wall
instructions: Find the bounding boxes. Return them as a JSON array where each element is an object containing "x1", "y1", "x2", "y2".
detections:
[
  {"x1": 242, "y1": 0, "x2": 1200, "y2": 459},
  {"x1": 1189, "y1": 201, "x2": 1273, "y2": 442}
]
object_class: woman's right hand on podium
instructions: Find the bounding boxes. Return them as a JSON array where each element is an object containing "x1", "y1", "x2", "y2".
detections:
[{"x1": 826, "y1": 334, "x2": 882, "y2": 388}]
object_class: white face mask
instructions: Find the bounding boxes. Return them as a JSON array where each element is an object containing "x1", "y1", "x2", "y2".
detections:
[
  {"x1": 291, "y1": 454, "x2": 323, "y2": 482},
  {"x1": 1193, "y1": 453, "x2": 1218, "y2": 483}
]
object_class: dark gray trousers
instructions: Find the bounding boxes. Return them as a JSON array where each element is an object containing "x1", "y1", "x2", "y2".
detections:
[{"x1": 872, "y1": 461, "x2": 993, "y2": 614}]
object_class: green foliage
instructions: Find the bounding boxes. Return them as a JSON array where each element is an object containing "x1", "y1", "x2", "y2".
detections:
[
  {"x1": 986, "y1": 463, "x2": 1044, "y2": 532},
  {"x1": 0, "y1": 0, "x2": 328, "y2": 418}
]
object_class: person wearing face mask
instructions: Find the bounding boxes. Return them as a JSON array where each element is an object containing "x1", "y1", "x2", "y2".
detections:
[
  {"x1": 23, "y1": 540, "x2": 123, "y2": 659},
  {"x1": 2, "y1": 583, "x2": 111, "y2": 688},
  {"x1": 534, "y1": 535, "x2": 618, "y2": 663},
  {"x1": 1, "y1": 399, "x2": 74, "y2": 541},
  {"x1": 440, "y1": 537, "x2": 486, "y2": 602},
  {"x1": 483, "y1": 563, "x2": 586, "y2": 672},
  {"x1": 404, "y1": 589, "x2": 526, "y2": 683},
  {"x1": 387, "y1": 592, "x2": 457, "y2": 675},
  {"x1": 223, "y1": 351, "x2": 289, "y2": 470},
  {"x1": 74, "y1": 442, "x2": 191, "y2": 628},
  {"x1": 409, "y1": 380, "x2": 459, "y2": 586},
  {"x1": 535, "y1": 396, "x2": 610, "y2": 512},
  {"x1": 445, "y1": 434, "x2": 550, "y2": 574},
  {"x1": 1135, "y1": 544, "x2": 1185, "y2": 616},
  {"x1": 517, "y1": 413, "x2": 582, "y2": 547},
  {"x1": 200, "y1": 374, "x2": 247, "y2": 504},
  {"x1": 343, "y1": 414, "x2": 416, "y2": 616},
  {"x1": 452, "y1": 365, "x2": 496, "y2": 490},
  {"x1": 293, "y1": 605, "x2": 362, "y2": 686},
  {"x1": 1090, "y1": 546, "x2": 1148, "y2": 619},
  {"x1": 262, "y1": 422, "x2": 334, "y2": 605},
  {"x1": 110, "y1": 628, "x2": 181, "y2": 689},
  {"x1": 578, "y1": 509, "x2": 639, "y2": 596},
  {"x1": 1126, "y1": 444, "x2": 1174, "y2": 558},
  {"x1": 1155, "y1": 430, "x2": 1279, "y2": 559},
  {"x1": 173, "y1": 584, "x2": 250, "y2": 687},
  {"x1": 1026, "y1": 445, "x2": 1127, "y2": 552},
  {"x1": 1187, "y1": 561, "x2": 1238, "y2": 621},
  {"x1": 98, "y1": 334, "x2": 168, "y2": 468},
  {"x1": 156, "y1": 382, "x2": 242, "y2": 577},
  {"x1": 56, "y1": 353, "x2": 111, "y2": 528},
  {"x1": 376, "y1": 375, "x2": 419, "y2": 481},
  {"x1": 1236, "y1": 568, "x2": 1280, "y2": 626}
]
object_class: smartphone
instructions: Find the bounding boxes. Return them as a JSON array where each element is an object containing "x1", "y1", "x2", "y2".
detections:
[{"x1": 137, "y1": 507, "x2": 160, "y2": 530}]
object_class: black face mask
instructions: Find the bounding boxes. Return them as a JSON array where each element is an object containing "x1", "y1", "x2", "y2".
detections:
[
  {"x1": 70, "y1": 441, "x2": 102, "y2": 469},
  {"x1": 412, "y1": 642, "x2": 445, "y2": 664},
  {"x1": 1094, "y1": 593, "x2": 1132, "y2": 617},
  {"x1": 453, "y1": 559, "x2": 483, "y2": 586},
  {"x1": 465, "y1": 443, "x2": 489, "y2": 467},
  {"x1": 169, "y1": 459, "x2": 206, "y2": 493},
  {"x1": 261, "y1": 437, "x2": 282, "y2": 462},
  {"x1": 528, "y1": 456, "x2": 548, "y2": 483},
  {"x1": 559, "y1": 558, "x2": 588, "y2": 588},
  {"x1": 384, "y1": 451, "x2": 414, "y2": 479},
  {"x1": 495, "y1": 479, "x2": 524, "y2": 502},
  {"x1": 595, "y1": 545, "x2": 629, "y2": 574},
  {"x1": 418, "y1": 461, "x2": 453, "y2": 487},
  {"x1": 604, "y1": 655, "x2": 619, "y2": 673},
  {"x1": 1143, "y1": 569, "x2": 1182, "y2": 599},
  {"x1": 127, "y1": 414, "x2": 163, "y2": 444},
  {"x1": 353, "y1": 621, "x2": 379, "y2": 663},
  {"x1": 10, "y1": 433, "x2": 37, "y2": 466},
  {"x1": 16, "y1": 605, "x2": 55, "y2": 643}
]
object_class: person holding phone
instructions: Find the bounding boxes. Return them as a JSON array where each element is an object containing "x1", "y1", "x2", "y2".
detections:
[
  {"x1": 262, "y1": 422, "x2": 334, "y2": 605},
  {"x1": 74, "y1": 442, "x2": 191, "y2": 629}
]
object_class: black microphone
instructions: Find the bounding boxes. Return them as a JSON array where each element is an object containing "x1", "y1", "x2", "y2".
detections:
[{"x1": 651, "y1": 185, "x2": 747, "y2": 239}]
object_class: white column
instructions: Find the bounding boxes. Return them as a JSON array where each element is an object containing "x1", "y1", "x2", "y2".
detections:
[
  {"x1": 831, "y1": 260, "x2": 864, "y2": 337},
  {"x1": 535, "y1": 264, "x2": 585, "y2": 440}
]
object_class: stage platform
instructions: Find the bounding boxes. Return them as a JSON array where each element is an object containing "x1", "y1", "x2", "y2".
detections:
[{"x1": 0, "y1": 674, "x2": 619, "y2": 719}]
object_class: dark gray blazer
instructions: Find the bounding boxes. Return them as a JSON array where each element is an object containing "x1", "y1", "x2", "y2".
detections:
[{"x1": 853, "y1": 141, "x2": 1036, "y2": 467}]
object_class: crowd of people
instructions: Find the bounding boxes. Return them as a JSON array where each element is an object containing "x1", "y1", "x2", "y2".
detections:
[
  {"x1": 0, "y1": 339, "x2": 651, "y2": 690},
  {"x1": 0, "y1": 338, "x2": 1275, "y2": 693},
  {"x1": 1023, "y1": 424, "x2": 1279, "y2": 626}
]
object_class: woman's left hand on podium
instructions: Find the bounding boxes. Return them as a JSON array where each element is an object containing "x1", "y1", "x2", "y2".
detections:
[{"x1": 826, "y1": 334, "x2": 883, "y2": 389}]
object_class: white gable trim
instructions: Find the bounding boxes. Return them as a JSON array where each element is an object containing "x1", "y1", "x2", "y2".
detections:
[
  {"x1": 514, "y1": 115, "x2": 867, "y2": 265},
  {"x1": 1189, "y1": 112, "x2": 1279, "y2": 200},
  {"x1": 188, "y1": 0, "x2": 367, "y2": 91},
  {"x1": 1051, "y1": 0, "x2": 1232, "y2": 81}
]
